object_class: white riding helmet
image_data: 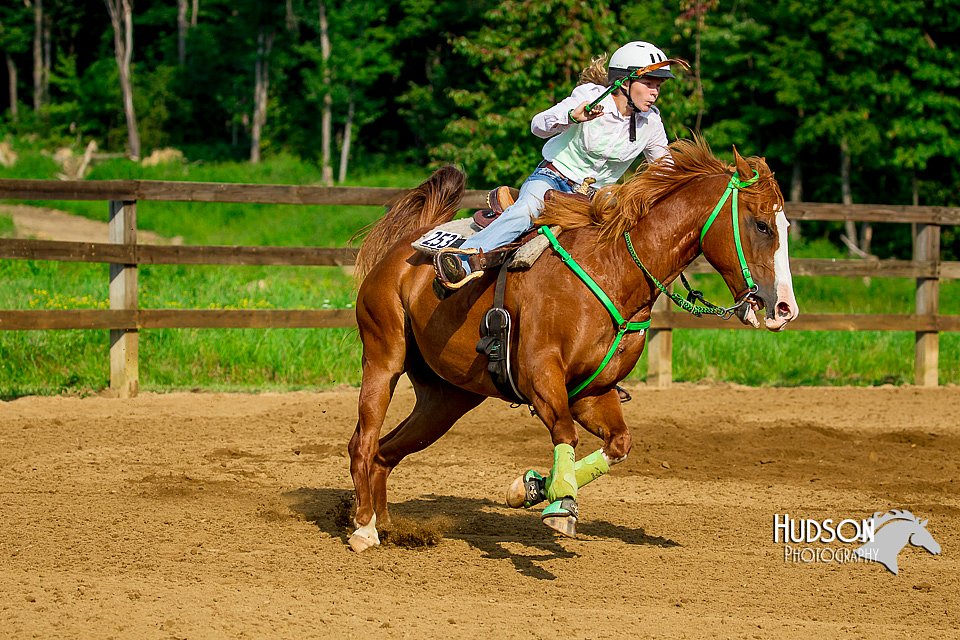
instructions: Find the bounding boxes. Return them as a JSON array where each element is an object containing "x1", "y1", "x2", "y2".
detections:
[{"x1": 608, "y1": 41, "x2": 675, "y2": 80}]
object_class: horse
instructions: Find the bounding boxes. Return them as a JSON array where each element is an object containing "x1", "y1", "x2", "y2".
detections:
[
  {"x1": 854, "y1": 510, "x2": 941, "y2": 574},
  {"x1": 346, "y1": 137, "x2": 799, "y2": 552}
]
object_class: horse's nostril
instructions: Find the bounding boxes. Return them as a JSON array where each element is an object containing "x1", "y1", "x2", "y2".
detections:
[{"x1": 777, "y1": 301, "x2": 792, "y2": 317}]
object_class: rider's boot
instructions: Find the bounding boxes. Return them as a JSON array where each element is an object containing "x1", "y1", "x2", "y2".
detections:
[{"x1": 434, "y1": 247, "x2": 485, "y2": 290}]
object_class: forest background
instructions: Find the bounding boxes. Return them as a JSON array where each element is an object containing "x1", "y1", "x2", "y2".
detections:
[{"x1": 0, "y1": 0, "x2": 958, "y2": 394}]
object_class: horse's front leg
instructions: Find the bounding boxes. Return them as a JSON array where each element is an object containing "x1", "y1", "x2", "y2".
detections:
[
  {"x1": 525, "y1": 377, "x2": 582, "y2": 537},
  {"x1": 507, "y1": 389, "x2": 630, "y2": 533},
  {"x1": 570, "y1": 388, "x2": 632, "y2": 468}
]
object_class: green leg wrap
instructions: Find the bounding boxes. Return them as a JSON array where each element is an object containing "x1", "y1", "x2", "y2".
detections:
[
  {"x1": 546, "y1": 443, "x2": 577, "y2": 502},
  {"x1": 544, "y1": 448, "x2": 610, "y2": 498},
  {"x1": 574, "y1": 448, "x2": 610, "y2": 488}
]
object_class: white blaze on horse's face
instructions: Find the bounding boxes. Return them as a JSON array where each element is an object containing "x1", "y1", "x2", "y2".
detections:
[
  {"x1": 741, "y1": 204, "x2": 799, "y2": 331},
  {"x1": 768, "y1": 204, "x2": 799, "y2": 331}
]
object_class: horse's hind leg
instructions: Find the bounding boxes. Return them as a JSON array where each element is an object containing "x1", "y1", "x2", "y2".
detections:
[
  {"x1": 368, "y1": 364, "x2": 485, "y2": 525},
  {"x1": 348, "y1": 306, "x2": 407, "y2": 552}
]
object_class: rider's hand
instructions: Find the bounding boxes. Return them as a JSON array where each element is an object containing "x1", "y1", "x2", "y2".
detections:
[{"x1": 570, "y1": 102, "x2": 604, "y2": 124}]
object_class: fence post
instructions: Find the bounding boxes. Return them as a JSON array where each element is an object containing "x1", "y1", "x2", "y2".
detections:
[
  {"x1": 647, "y1": 288, "x2": 672, "y2": 387},
  {"x1": 109, "y1": 200, "x2": 139, "y2": 397},
  {"x1": 914, "y1": 223, "x2": 940, "y2": 386}
]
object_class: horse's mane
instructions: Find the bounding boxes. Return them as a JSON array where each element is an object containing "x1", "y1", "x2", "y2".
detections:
[{"x1": 536, "y1": 136, "x2": 784, "y2": 246}]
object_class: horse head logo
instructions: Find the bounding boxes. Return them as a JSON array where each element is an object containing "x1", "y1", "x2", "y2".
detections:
[{"x1": 854, "y1": 510, "x2": 941, "y2": 575}]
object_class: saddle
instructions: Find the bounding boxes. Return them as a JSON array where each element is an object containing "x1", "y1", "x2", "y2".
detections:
[
  {"x1": 472, "y1": 185, "x2": 592, "y2": 229},
  {"x1": 418, "y1": 186, "x2": 594, "y2": 287},
  {"x1": 464, "y1": 188, "x2": 592, "y2": 272},
  {"x1": 413, "y1": 185, "x2": 631, "y2": 405}
]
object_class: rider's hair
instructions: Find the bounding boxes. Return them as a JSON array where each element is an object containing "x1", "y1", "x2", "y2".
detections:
[{"x1": 577, "y1": 53, "x2": 609, "y2": 86}]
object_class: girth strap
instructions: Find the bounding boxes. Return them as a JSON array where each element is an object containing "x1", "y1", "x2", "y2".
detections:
[{"x1": 475, "y1": 258, "x2": 528, "y2": 404}]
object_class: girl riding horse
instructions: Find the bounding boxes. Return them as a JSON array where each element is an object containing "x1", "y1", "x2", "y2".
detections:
[
  {"x1": 436, "y1": 41, "x2": 686, "y2": 289},
  {"x1": 347, "y1": 136, "x2": 799, "y2": 552}
]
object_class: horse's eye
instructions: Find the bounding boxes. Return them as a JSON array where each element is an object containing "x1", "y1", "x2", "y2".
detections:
[{"x1": 756, "y1": 221, "x2": 771, "y2": 235}]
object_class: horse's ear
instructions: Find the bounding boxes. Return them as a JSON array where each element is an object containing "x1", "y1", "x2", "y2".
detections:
[
  {"x1": 921, "y1": 519, "x2": 928, "y2": 527},
  {"x1": 732, "y1": 145, "x2": 753, "y2": 181}
]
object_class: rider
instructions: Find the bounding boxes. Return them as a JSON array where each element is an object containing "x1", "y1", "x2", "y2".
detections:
[{"x1": 437, "y1": 41, "x2": 677, "y2": 288}]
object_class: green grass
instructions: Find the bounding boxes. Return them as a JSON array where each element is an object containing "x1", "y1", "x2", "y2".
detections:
[
  {"x1": 671, "y1": 330, "x2": 960, "y2": 386},
  {"x1": 0, "y1": 212, "x2": 13, "y2": 237},
  {"x1": 0, "y1": 242, "x2": 364, "y2": 397},
  {"x1": 8, "y1": 150, "x2": 429, "y2": 246},
  {"x1": 1, "y1": 148, "x2": 958, "y2": 396}
]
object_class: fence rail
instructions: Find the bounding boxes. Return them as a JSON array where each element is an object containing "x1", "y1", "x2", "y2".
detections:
[
  {"x1": 1, "y1": 309, "x2": 959, "y2": 333},
  {"x1": 1, "y1": 178, "x2": 958, "y2": 396}
]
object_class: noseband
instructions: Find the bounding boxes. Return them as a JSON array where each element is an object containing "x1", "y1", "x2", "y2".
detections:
[{"x1": 625, "y1": 169, "x2": 761, "y2": 320}]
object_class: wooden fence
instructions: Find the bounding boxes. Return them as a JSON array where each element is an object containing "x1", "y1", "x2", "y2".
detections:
[{"x1": 0, "y1": 178, "x2": 958, "y2": 397}]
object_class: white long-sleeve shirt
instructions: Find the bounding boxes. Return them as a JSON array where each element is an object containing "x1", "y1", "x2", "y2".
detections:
[{"x1": 530, "y1": 83, "x2": 669, "y2": 186}]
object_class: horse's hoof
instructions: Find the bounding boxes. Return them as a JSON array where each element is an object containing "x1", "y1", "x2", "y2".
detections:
[
  {"x1": 506, "y1": 476, "x2": 525, "y2": 508},
  {"x1": 505, "y1": 469, "x2": 546, "y2": 508},
  {"x1": 348, "y1": 514, "x2": 380, "y2": 552},
  {"x1": 347, "y1": 532, "x2": 380, "y2": 553},
  {"x1": 542, "y1": 515, "x2": 577, "y2": 538},
  {"x1": 541, "y1": 497, "x2": 578, "y2": 538}
]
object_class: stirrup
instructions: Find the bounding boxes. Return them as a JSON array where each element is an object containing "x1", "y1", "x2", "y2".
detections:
[{"x1": 434, "y1": 247, "x2": 485, "y2": 290}]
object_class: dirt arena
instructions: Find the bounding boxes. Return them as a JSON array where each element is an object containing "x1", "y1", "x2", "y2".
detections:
[{"x1": 1, "y1": 383, "x2": 958, "y2": 638}]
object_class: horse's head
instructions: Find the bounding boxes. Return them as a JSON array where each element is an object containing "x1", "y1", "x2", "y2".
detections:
[
  {"x1": 700, "y1": 147, "x2": 799, "y2": 331},
  {"x1": 856, "y1": 510, "x2": 941, "y2": 574}
]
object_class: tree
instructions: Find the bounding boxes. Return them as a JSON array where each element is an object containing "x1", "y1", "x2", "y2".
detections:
[
  {"x1": 176, "y1": 0, "x2": 187, "y2": 64},
  {"x1": 0, "y1": 2, "x2": 33, "y2": 121},
  {"x1": 290, "y1": 0, "x2": 397, "y2": 181},
  {"x1": 250, "y1": 27, "x2": 275, "y2": 163},
  {"x1": 677, "y1": 0, "x2": 718, "y2": 132},
  {"x1": 30, "y1": 0, "x2": 42, "y2": 110},
  {"x1": 432, "y1": 0, "x2": 627, "y2": 185},
  {"x1": 884, "y1": 5, "x2": 960, "y2": 205},
  {"x1": 317, "y1": 1, "x2": 331, "y2": 182},
  {"x1": 104, "y1": 0, "x2": 140, "y2": 159}
]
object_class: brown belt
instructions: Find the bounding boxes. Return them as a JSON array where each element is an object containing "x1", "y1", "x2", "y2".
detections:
[
  {"x1": 537, "y1": 160, "x2": 577, "y2": 187},
  {"x1": 538, "y1": 160, "x2": 597, "y2": 196}
]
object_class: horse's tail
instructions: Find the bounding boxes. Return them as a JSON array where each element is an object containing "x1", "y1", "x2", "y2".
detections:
[{"x1": 353, "y1": 165, "x2": 465, "y2": 284}]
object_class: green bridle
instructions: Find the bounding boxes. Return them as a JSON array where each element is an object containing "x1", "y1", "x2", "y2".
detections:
[
  {"x1": 540, "y1": 169, "x2": 761, "y2": 398},
  {"x1": 625, "y1": 169, "x2": 761, "y2": 319},
  {"x1": 701, "y1": 170, "x2": 761, "y2": 292}
]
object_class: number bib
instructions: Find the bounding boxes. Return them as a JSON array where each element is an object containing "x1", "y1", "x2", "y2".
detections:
[{"x1": 411, "y1": 218, "x2": 479, "y2": 255}]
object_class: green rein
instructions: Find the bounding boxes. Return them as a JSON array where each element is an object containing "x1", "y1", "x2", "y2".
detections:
[{"x1": 539, "y1": 170, "x2": 759, "y2": 398}]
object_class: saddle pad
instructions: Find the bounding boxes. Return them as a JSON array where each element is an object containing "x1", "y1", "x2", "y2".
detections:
[{"x1": 508, "y1": 230, "x2": 553, "y2": 270}]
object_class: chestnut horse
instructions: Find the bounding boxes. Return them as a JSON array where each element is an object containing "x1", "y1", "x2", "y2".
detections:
[{"x1": 347, "y1": 138, "x2": 799, "y2": 552}]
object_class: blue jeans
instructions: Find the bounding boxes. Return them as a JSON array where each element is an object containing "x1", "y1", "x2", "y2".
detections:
[{"x1": 459, "y1": 166, "x2": 576, "y2": 268}]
